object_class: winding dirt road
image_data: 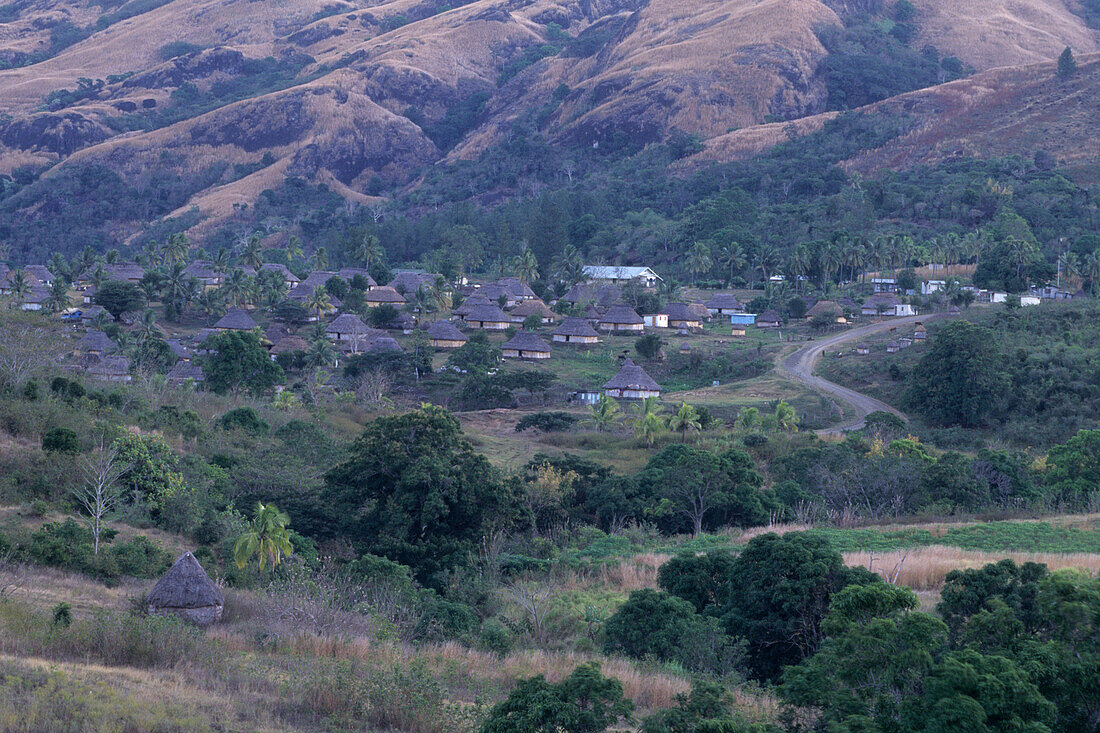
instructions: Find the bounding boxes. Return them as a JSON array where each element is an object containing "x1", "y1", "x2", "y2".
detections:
[{"x1": 777, "y1": 314, "x2": 947, "y2": 434}]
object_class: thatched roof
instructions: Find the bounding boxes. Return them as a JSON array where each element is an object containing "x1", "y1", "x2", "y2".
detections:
[
  {"x1": 662, "y1": 302, "x2": 699, "y2": 321},
  {"x1": 452, "y1": 293, "x2": 491, "y2": 316},
  {"x1": 510, "y1": 298, "x2": 555, "y2": 319},
  {"x1": 337, "y1": 268, "x2": 376, "y2": 287},
  {"x1": 148, "y1": 552, "x2": 223, "y2": 609},
  {"x1": 298, "y1": 271, "x2": 337, "y2": 291},
  {"x1": 25, "y1": 265, "x2": 54, "y2": 283},
  {"x1": 78, "y1": 330, "x2": 116, "y2": 353},
  {"x1": 388, "y1": 271, "x2": 439, "y2": 294},
  {"x1": 465, "y1": 303, "x2": 509, "y2": 323},
  {"x1": 496, "y1": 277, "x2": 537, "y2": 299},
  {"x1": 553, "y1": 317, "x2": 599, "y2": 338},
  {"x1": 807, "y1": 300, "x2": 841, "y2": 317},
  {"x1": 365, "y1": 286, "x2": 406, "y2": 304},
  {"x1": 864, "y1": 293, "x2": 900, "y2": 308},
  {"x1": 705, "y1": 293, "x2": 742, "y2": 310},
  {"x1": 758, "y1": 309, "x2": 782, "y2": 323},
  {"x1": 98, "y1": 262, "x2": 145, "y2": 282},
  {"x1": 213, "y1": 308, "x2": 258, "y2": 330},
  {"x1": 425, "y1": 320, "x2": 467, "y2": 342},
  {"x1": 366, "y1": 335, "x2": 403, "y2": 353},
  {"x1": 87, "y1": 355, "x2": 130, "y2": 378},
  {"x1": 271, "y1": 335, "x2": 310, "y2": 354},
  {"x1": 325, "y1": 313, "x2": 371, "y2": 335},
  {"x1": 167, "y1": 361, "x2": 205, "y2": 383},
  {"x1": 603, "y1": 359, "x2": 660, "y2": 391},
  {"x1": 599, "y1": 303, "x2": 643, "y2": 325},
  {"x1": 562, "y1": 281, "x2": 621, "y2": 306},
  {"x1": 503, "y1": 331, "x2": 551, "y2": 353},
  {"x1": 183, "y1": 260, "x2": 219, "y2": 279}
]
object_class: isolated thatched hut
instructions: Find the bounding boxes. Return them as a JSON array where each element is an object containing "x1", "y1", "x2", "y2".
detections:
[{"x1": 147, "y1": 552, "x2": 224, "y2": 626}]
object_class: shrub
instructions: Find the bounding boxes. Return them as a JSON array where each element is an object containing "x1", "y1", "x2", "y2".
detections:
[
  {"x1": 110, "y1": 536, "x2": 171, "y2": 578},
  {"x1": 41, "y1": 427, "x2": 80, "y2": 454},
  {"x1": 217, "y1": 406, "x2": 269, "y2": 435},
  {"x1": 515, "y1": 411, "x2": 578, "y2": 433}
]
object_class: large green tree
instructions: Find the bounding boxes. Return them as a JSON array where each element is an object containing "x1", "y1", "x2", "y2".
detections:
[
  {"x1": 322, "y1": 405, "x2": 523, "y2": 586},
  {"x1": 480, "y1": 663, "x2": 634, "y2": 733},
  {"x1": 93, "y1": 280, "x2": 146, "y2": 319},
  {"x1": 905, "y1": 320, "x2": 1008, "y2": 427},
  {"x1": 200, "y1": 330, "x2": 284, "y2": 395}
]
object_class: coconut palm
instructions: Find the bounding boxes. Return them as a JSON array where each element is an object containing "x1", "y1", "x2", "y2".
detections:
[
  {"x1": 257, "y1": 269, "x2": 287, "y2": 307},
  {"x1": 285, "y1": 235, "x2": 305, "y2": 265},
  {"x1": 428, "y1": 275, "x2": 452, "y2": 312},
  {"x1": 1083, "y1": 251, "x2": 1100, "y2": 295},
  {"x1": 239, "y1": 234, "x2": 264, "y2": 270},
  {"x1": 686, "y1": 242, "x2": 712, "y2": 285},
  {"x1": 667, "y1": 402, "x2": 701, "y2": 442},
  {"x1": 716, "y1": 242, "x2": 746, "y2": 286},
  {"x1": 774, "y1": 400, "x2": 799, "y2": 432},
  {"x1": 588, "y1": 394, "x2": 621, "y2": 432},
  {"x1": 213, "y1": 246, "x2": 231, "y2": 274},
  {"x1": 196, "y1": 289, "x2": 223, "y2": 319},
  {"x1": 513, "y1": 246, "x2": 540, "y2": 284},
  {"x1": 163, "y1": 233, "x2": 189, "y2": 266},
  {"x1": 272, "y1": 390, "x2": 301, "y2": 411},
  {"x1": 311, "y1": 247, "x2": 329, "y2": 271},
  {"x1": 6, "y1": 270, "x2": 29, "y2": 308},
  {"x1": 632, "y1": 396, "x2": 663, "y2": 447},
  {"x1": 552, "y1": 244, "x2": 585, "y2": 289},
  {"x1": 306, "y1": 288, "x2": 333, "y2": 317},
  {"x1": 233, "y1": 502, "x2": 293, "y2": 576},
  {"x1": 1058, "y1": 251, "x2": 1079, "y2": 288},
  {"x1": 44, "y1": 278, "x2": 71, "y2": 314},
  {"x1": 49, "y1": 252, "x2": 71, "y2": 284},
  {"x1": 354, "y1": 233, "x2": 384, "y2": 271},
  {"x1": 221, "y1": 269, "x2": 250, "y2": 308},
  {"x1": 306, "y1": 338, "x2": 337, "y2": 369},
  {"x1": 786, "y1": 246, "x2": 810, "y2": 292},
  {"x1": 136, "y1": 309, "x2": 161, "y2": 343}
]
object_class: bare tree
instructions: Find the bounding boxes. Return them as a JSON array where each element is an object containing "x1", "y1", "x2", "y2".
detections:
[
  {"x1": 356, "y1": 367, "x2": 392, "y2": 406},
  {"x1": 500, "y1": 580, "x2": 553, "y2": 644},
  {"x1": 74, "y1": 444, "x2": 125, "y2": 555},
  {"x1": 368, "y1": 205, "x2": 386, "y2": 224},
  {"x1": 0, "y1": 324, "x2": 61, "y2": 388},
  {"x1": 561, "y1": 160, "x2": 576, "y2": 184}
]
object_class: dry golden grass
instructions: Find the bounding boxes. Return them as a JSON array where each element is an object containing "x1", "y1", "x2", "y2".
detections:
[{"x1": 845, "y1": 545, "x2": 1100, "y2": 590}]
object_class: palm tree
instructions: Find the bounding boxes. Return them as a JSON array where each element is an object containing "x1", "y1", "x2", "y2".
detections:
[
  {"x1": 513, "y1": 246, "x2": 540, "y2": 284},
  {"x1": 354, "y1": 233, "x2": 384, "y2": 271},
  {"x1": 311, "y1": 246, "x2": 329, "y2": 271},
  {"x1": 196, "y1": 289, "x2": 223, "y2": 319},
  {"x1": 306, "y1": 288, "x2": 333, "y2": 318},
  {"x1": 632, "y1": 396, "x2": 663, "y2": 447},
  {"x1": 667, "y1": 402, "x2": 701, "y2": 441},
  {"x1": 221, "y1": 269, "x2": 250, "y2": 308},
  {"x1": 552, "y1": 244, "x2": 585, "y2": 289},
  {"x1": 786, "y1": 246, "x2": 810, "y2": 292},
  {"x1": 162, "y1": 262, "x2": 194, "y2": 320},
  {"x1": 233, "y1": 502, "x2": 294, "y2": 577},
  {"x1": 272, "y1": 390, "x2": 301, "y2": 411},
  {"x1": 428, "y1": 275, "x2": 452, "y2": 312},
  {"x1": 774, "y1": 400, "x2": 799, "y2": 432},
  {"x1": 588, "y1": 394, "x2": 621, "y2": 432},
  {"x1": 1083, "y1": 251, "x2": 1100, "y2": 295},
  {"x1": 306, "y1": 337, "x2": 337, "y2": 368},
  {"x1": 7, "y1": 270, "x2": 29, "y2": 308},
  {"x1": 44, "y1": 278, "x2": 71, "y2": 314},
  {"x1": 213, "y1": 246, "x2": 231, "y2": 274},
  {"x1": 285, "y1": 235, "x2": 305, "y2": 265},
  {"x1": 716, "y1": 242, "x2": 746, "y2": 285},
  {"x1": 163, "y1": 233, "x2": 189, "y2": 266},
  {"x1": 736, "y1": 406, "x2": 760, "y2": 432},
  {"x1": 686, "y1": 242, "x2": 712, "y2": 285},
  {"x1": 257, "y1": 269, "x2": 286, "y2": 307},
  {"x1": 1057, "y1": 251, "x2": 1079, "y2": 288},
  {"x1": 821, "y1": 245, "x2": 843, "y2": 287},
  {"x1": 240, "y1": 234, "x2": 264, "y2": 270}
]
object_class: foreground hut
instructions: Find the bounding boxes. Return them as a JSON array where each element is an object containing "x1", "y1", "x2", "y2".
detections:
[
  {"x1": 705, "y1": 293, "x2": 743, "y2": 315},
  {"x1": 147, "y1": 552, "x2": 224, "y2": 626},
  {"x1": 425, "y1": 320, "x2": 468, "y2": 349},
  {"x1": 502, "y1": 331, "x2": 552, "y2": 360},
  {"x1": 552, "y1": 317, "x2": 599, "y2": 345},
  {"x1": 603, "y1": 359, "x2": 661, "y2": 399},
  {"x1": 596, "y1": 303, "x2": 644, "y2": 333}
]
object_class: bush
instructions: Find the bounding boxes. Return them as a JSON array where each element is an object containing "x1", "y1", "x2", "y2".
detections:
[
  {"x1": 41, "y1": 427, "x2": 80, "y2": 455},
  {"x1": 217, "y1": 407, "x2": 269, "y2": 435},
  {"x1": 515, "y1": 412, "x2": 578, "y2": 433}
]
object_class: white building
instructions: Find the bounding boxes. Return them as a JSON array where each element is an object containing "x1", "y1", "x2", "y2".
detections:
[{"x1": 581, "y1": 266, "x2": 661, "y2": 287}]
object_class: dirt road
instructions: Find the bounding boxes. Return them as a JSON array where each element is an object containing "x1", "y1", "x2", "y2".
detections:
[{"x1": 777, "y1": 314, "x2": 946, "y2": 434}]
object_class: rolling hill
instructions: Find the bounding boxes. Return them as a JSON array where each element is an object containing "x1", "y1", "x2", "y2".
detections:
[{"x1": 0, "y1": 0, "x2": 1098, "y2": 253}]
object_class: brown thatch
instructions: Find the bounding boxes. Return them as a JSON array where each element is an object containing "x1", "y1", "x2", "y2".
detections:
[
  {"x1": 603, "y1": 359, "x2": 661, "y2": 393},
  {"x1": 553, "y1": 317, "x2": 599, "y2": 339},
  {"x1": 365, "y1": 286, "x2": 407, "y2": 304},
  {"x1": 662, "y1": 302, "x2": 700, "y2": 323},
  {"x1": 147, "y1": 552, "x2": 224, "y2": 625},
  {"x1": 77, "y1": 330, "x2": 116, "y2": 354},
  {"x1": 271, "y1": 335, "x2": 310, "y2": 354},
  {"x1": 464, "y1": 303, "x2": 509, "y2": 324},
  {"x1": 425, "y1": 320, "x2": 468, "y2": 344},
  {"x1": 598, "y1": 303, "x2": 644, "y2": 326},
  {"x1": 502, "y1": 331, "x2": 551, "y2": 356},
  {"x1": 213, "y1": 308, "x2": 259, "y2": 330},
  {"x1": 167, "y1": 361, "x2": 205, "y2": 383},
  {"x1": 509, "y1": 298, "x2": 556, "y2": 320},
  {"x1": 705, "y1": 293, "x2": 743, "y2": 311}
]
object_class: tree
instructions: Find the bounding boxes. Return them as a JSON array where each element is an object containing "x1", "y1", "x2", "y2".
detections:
[
  {"x1": 447, "y1": 332, "x2": 501, "y2": 374},
  {"x1": 44, "y1": 278, "x2": 71, "y2": 314},
  {"x1": 773, "y1": 400, "x2": 799, "y2": 432},
  {"x1": 633, "y1": 396, "x2": 664, "y2": 447},
  {"x1": 657, "y1": 551, "x2": 736, "y2": 614},
  {"x1": 667, "y1": 402, "x2": 701, "y2": 441},
  {"x1": 480, "y1": 663, "x2": 634, "y2": 733},
  {"x1": 513, "y1": 246, "x2": 540, "y2": 284},
  {"x1": 5, "y1": 270, "x2": 30, "y2": 307},
  {"x1": 322, "y1": 405, "x2": 522, "y2": 587},
  {"x1": 634, "y1": 333, "x2": 663, "y2": 360},
  {"x1": 905, "y1": 321, "x2": 1008, "y2": 427},
  {"x1": 42, "y1": 427, "x2": 80, "y2": 454},
  {"x1": 74, "y1": 444, "x2": 124, "y2": 555},
  {"x1": 1057, "y1": 46, "x2": 1077, "y2": 78},
  {"x1": 641, "y1": 680, "x2": 766, "y2": 733},
  {"x1": 233, "y1": 502, "x2": 293, "y2": 576},
  {"x1": 522, "y1": 462, "x2": 578, "y2": 534},
  {"x1": 588, "y1": 394, "x2": 622, "y2": 432},
  {"x1": 687, "y1": 242, "x2": 712, "y2": 285},
  {"x1": 723, "y1": 531, "x2": 878, "y2": 680},
  {"x1": 93, "y1": 280, "x2": 145, "y2": 319},
  {"x1": 1045, "y1": 428, "x2": 1100, "y2": 509},
  {"x1": 112, "y1": 432, "x2": 185, "y2": 512},
  {"x1": 200, "y1": 330, "x2": 284, "y2": 395}
]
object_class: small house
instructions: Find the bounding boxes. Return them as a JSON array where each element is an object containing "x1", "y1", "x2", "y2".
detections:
[
  {"x1": 688, "y1": 303, "x2": 712, "y2": 324},
  {"x1": 453, "y1": 293, "x2": 491, "y2": 319},
  {"x1": 270, "y1": 335, "x2": 310, "y2": 358},
  {"x1": 388, "y1": 270, "x2": 440, "y2": 295},
  {"x1": 365, "y1": 335, "x2": 403, "y2": 354},
  {"x1": 756, "y1": 309, "x2": 782, "y2": 328},
  {"x1": 76, "y1": 330, "x2": 116, "y2": 356},
  {"x1": 425, "y1": 321, "x2": 468, "y2": 349},
  {"x1": 167, "y1": 361, "x2": 205, "y2": 386},
  {"x1": 596, "y1": 303, "x2": 644, "y2": 333},
  {"x1": 393, "y1": 311, "x2": 417, "y2": 334},
  {"x1": 261, "y1": 263, "x2": 301, "y2": 290},
  {"x1": 705, "y1": 293, "x2": 743, "y2": 315},
  {"x1": 213, "y1": 308, "x2": 259, "y2": 331},
  {"x1": 730, "y1": 313, "x2": 756, "y2": 326},
  {"x1": 21, "y1": 286, "x2": 49, "y2": 311},
  {"x1": 87, "y1": 355, "x2": 131, "y2": 382},
  {"x1": 731, "y1": 324, "x2": 746, "y2": 337},
  {"x1": 552, "y1": 317, "x2": 600, "y2": 345},
  {"x1": 913, "y1": 324, "x2": 927, "y2": 340},
  {"x1": 870, "y1": 277, "x2": 897, "y2": 293},
  {"x1": 502, "y1": 331, "x2": 552, "y2": 360},
  {"x1": 899, "y1": 337, "x2": 913, "y2": 349},
  {"x1": 100, "y1": 262, "x2": 146, "y2": 283},
  {"x1": 325, "y1": 313, "x2": 375, "y2": 342},
  {"x1": 561, "y1": 282, "x2": 621, "y2": 307},
  {"x1": 183, "y1": 261, "x2": 222, "y2": 288},
  {"x1": 806, "y1": 300, "x2": 845, "y2": 324},
  {"x1": 509, "y1": 298, "x2": 556, "y2": 324},
  {"x1": 886, "y1": 340, "x2": 900, "y2": 354},
  {"x1": 496, "y1": 277, "x2": 537, "y2": 302},
  {"x1": 337, "y1": 267, "x2": 376, "y2": 289},
  {"x1": 147, "y1": 552, "x2": 224, "y2": 626},
  {"x1": 24, "y1": 265, "x2": 55, "y2": 286},
  {"x1": 856, "y1": 343, "x2": 870, "y2": 355},
  {"x1": 464, "y1": 303, "x2": 511, "y2": 330},
  {"x1": 582, "y1": 266, "x2": 661, "y2": 287},
  {"x1": 364, "y1": 286, "x2": 407, "y2": 308},
  {"x1": 921, "y1": 280, "x2": 946, "y2": 295},
  {"x1": 662, "y1": 302, "x2": 701, "y2": 330},
  {"x1": 643, "y1": 313, "x2": 669, "y2": 328},
  {"x1": 603, "y1": 359, "x2": 661, "y2": 400}
]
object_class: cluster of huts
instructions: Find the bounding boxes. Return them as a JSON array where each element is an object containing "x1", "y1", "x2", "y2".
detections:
[{"x1": 854, "y1": 323, "x2": 928, "y2": 356}]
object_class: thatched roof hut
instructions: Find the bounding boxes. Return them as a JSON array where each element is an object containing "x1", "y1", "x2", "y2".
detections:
[
  {"x1": 603, "y1": 359, "x2": 661, "y2": 399},
  {"x1": 509, "y1": 298, "x2": 557, "y2": 323},
  {"x1": 425, "y1": 320, "x2": 468, "y2": 348},
  {"x1": 705, "y1": 293, "x2": 743, "y2": 314},
  {"x1": 502, "y1": 331, "x2": 552, "y2": 359},
  {"x1": 552, "y1": 317, "x2": 599, "y2": 344},
  {"x1": 662, "y1": 302, "x2": 701, "y2": 328},
  {"x1": 597, "y1": 303, "x2": 644, "y2": 332},
  {"x1": 364, "y1": 286, "x2": 407, "y2": 306},
  {"x1": 464, "y1": 303, "x2": 510, "y2": 330},
  {"x1": 147, "y1": 552, "x2": 224, "y2": 626},
  {"x1": 213, "y1": 308, "x2": 258, "y2": 331}
]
